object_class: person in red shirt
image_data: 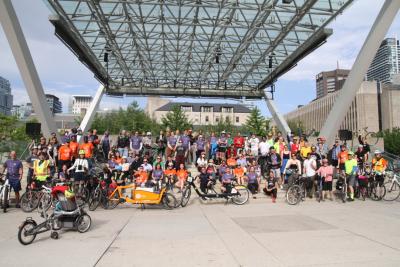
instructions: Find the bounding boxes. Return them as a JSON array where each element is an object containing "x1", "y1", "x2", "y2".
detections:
[
  {"x1": 233, "y1": 132, "x2": 245, "y2": 154},
  {"x1": 226, "y1": 144, "x2": 237, "y2": 159},
  {"x1": 290, "y1": 137, "x2": 300, "y2": 154}
]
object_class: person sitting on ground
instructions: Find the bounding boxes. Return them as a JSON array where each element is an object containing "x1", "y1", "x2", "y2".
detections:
[
  {"x1": 152, "y1": 163, "x2": 164, "y2": 191},
  {"x1": 134, "y1": 166, "x2": 149, "y2": 187},
  {"x1": 141, "y1": 158, "x2": 153, "y2": 172},
  {"x1": 221, "y1": 167, "x2": 234, "y2": 193},
  {"x1": 176, "y1": 163, "x2": 189, "y2": 193},
  {"x1": 206, "y1": 159, "x2": 216, "y2": 181},
  {"x1": 198, "y1": 167, "x2": 214, "y2": 194},
  {"x1": 246, "y1": 166, "x2": 260, "y2": 199},
  {"x1": 153, "y1": 155, "x2": 165, "y2": 170},
  {"x1": 263, "y1": 170, "x2": 279, "y2": 203},
  {"x1": 217, "y1": 160, "x2": 228, "y2": 181},
  {"x1": 227, "y1": 155, "x2": 237, "y2": 168},
  {"x1": 119, "y1": 156, "x2": 131, "y2": 183},
  {"x1": 196, "y1": 152, "x2": 207, "y2": 171},
  {"x1": 234, "y1": 164, "x2": 245, "y2": 185},
  {"x1": 164, "y1": 162, "x2": 177, "y2": 190}
]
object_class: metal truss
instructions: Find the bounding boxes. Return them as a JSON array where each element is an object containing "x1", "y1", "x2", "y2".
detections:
[{"x1": 46, "y1": 0, "x2": 354, "y2": 98}]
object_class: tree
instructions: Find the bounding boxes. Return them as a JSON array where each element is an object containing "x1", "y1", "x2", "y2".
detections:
[
  {"x1": 91, "y1": 101, "x2": 160, "y2": 134},
  {"x1": 287, "y1": 119, "x2": 306, "y2": 137},
  {"x1": 244, "y1": 107, "x2": 268, "y2": 136},
  {"x1": 383, "y1": 128, "x2": 400, "y2": 156},
  {"x1": 161, "y1": 105, "x2": 192, "y2": 131}
]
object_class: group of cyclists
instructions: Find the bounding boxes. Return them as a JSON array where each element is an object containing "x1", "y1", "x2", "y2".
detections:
[{"x1": 0, "y1": 126, "x2": 389, "y2": 209}]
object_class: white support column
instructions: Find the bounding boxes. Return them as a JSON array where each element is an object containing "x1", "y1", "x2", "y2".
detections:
[
  {"x1": 78, "y1": 85, "x2": 105, "y2": 142},
  {"x1": 263, "y1": 91, "x2": 291, "y2": 138},
  {"x1": 320, "y1": 0, "x2": 400, "y2": 145},
  {"x1": 0, "y1": 0, "x2": 58, "y2": 138}
]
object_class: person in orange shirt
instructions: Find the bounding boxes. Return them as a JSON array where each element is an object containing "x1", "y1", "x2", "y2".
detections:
[
  {"x1": 234, "y1": 164, "x2": 245, "y2": 185},
  {"x1": 69, "y1": 135, "x2": 79, "y2": 160},
  {"x1": 176, "y1": 163, "x2": 189, "y2": 192},
  {"x1": 164, "y1": 163, "x2": 177, "y2": 191},
  {"x1": 227, "y1": 156, "x2": 237, "y2": 168},
  {"x1": 114, "y1": 151, "x2": 123, "y2": 165},
  {"x1": 79, "y1": 136, "x2": 94, "y2": 159},
  {"x1": 134, "y1": 166, "x2": 148, "y2": 187},
  {"x1": 58, "y1": 139, "x2": 72, "y2": 171},
  {"x1": 337, "y1": 145, "x2": 348, "y2": 172}
]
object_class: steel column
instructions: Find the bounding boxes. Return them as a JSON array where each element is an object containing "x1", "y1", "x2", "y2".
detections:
[
  {"x1": 320, "y1": 0, "x2": 400, "y2": 145},
  {"x1": 263, "y1": 91, "x2": 291, "y2": 138},
  {"x1": 78, "y1": 85, "x2": 105, "y2": 142},
  {"x1": 0, "y1": 0, "x2": 58, "y2": 138}
]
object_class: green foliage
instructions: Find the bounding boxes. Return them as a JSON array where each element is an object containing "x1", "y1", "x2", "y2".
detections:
[
  {"x1": 91, "y1": 101, "x2": 160, "y2": 134},
  {"x1": 197, "y1": 116, "x2": 244, "y2": 135},
  {"x1": 383, "y1": 128, "x2": 400, "y2": 156},
  {"x1": 161, "y1": 105, "x2": 192, "y2": 132},
  {"x1": 244, "y1": 107, "x2": 268, "y2": 136},
  {"x1": 287, "y1": 119, "x2": 306, "y2": 137},
  {"x1": 0, "y1": 114, "x2": 30, "y2": 141}
]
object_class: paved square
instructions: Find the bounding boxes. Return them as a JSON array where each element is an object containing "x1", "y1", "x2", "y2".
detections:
[{"x1": 1, "y1": 195, "x2": 400, "y2": 267}]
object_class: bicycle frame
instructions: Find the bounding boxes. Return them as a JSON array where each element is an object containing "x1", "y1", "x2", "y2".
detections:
[
  {"x1": 108, "y1": 183, "x2": 167, "y2": 205},
  {"x1": 187, "y1": 177, "x2": 244, "y2": 200},
  {"x1": 0, "y1": 179, "x2": 10, "y2": 202}
]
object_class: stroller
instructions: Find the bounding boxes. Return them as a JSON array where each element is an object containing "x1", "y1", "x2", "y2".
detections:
[{"x1": 18, "y1": 185, "x2": 92, "y2": 245}]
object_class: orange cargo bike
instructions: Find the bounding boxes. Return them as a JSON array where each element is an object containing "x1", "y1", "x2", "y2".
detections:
[{"x1": 106, "y1": 183, "x2": 178, "y2": 210}]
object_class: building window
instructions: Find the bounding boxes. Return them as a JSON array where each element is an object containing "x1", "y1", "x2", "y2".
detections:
[
  {"x1": 236, "y1": 116, "x2": 239, "y2": 123},
  {"x1": 216, "y1": 117, "x2": 219, "y2": 122},
  {"x1": 205, "y1": 116, "x2": 209, "y2": 122},
  {"x1": 201, "y1": 106, "x2": 213, "y2": 112},
  {"x1": 181, "y1": 106, "x2": 192, "y2": 112},
  {"x1": 222, "y1": 107, "x2": 233, "y2": 113},
  {"x1": 225, "y1": 116, "x2": 230, "y2": 122}
]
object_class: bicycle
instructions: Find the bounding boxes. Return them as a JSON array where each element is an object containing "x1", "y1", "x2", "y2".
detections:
[
  {"x1": 286, "y1": 175, "x2": 306, "y2": 205},
  {"x1": 368, "y1": 171, "x2": 386, "y2": 201},
  {"x1": 88, "y1": 178, "x2": 109, "y2": 211},
  {"x1": 316, "y1": 175, "x2": 324, "y2": 203},
  {"x1": 0, "y1": 174, "x2": 11, "y2": 212},
  {"x1": 335, "y1": 172, "x2": 347, "y2": 203},
  {"x1": 355, "y1": 127, "x2": 380, "y2": 146},
  {"x1": 383, "y1": 169, "x2": 399, "y2": 201},
  {"x1": 20, "y1": 181, "x2": 53, "y2": 213}
]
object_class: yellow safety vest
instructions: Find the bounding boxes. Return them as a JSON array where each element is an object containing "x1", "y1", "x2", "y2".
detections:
[{"x1": 34, "y1": 159, "x2": 50, "y2": 181}]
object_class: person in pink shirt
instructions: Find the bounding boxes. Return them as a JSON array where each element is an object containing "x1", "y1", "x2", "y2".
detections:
[{"x1": 316, "y1": 158, "x2": 334, "y2": 201}]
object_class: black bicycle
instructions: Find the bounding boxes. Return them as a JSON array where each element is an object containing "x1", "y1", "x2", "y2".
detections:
[
  {"x1": 368, "y1": 172, "x2": 386, "y2": 201},
  {"x1": 183, "y1": 176, "x2": 249, "y2": 205},
  {"x1": 286, "y1": 175, "x2": 306, "y2": 205}
]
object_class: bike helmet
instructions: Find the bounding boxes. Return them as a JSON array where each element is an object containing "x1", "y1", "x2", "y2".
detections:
[
  {"x1": 348, "y1": 151, "x2": 354, "y2": 155},
  {"x1": 374, "y1": 149, "x2": 382, "y2": 154},
  {"x1": 78, "y1": 149, "x2": 85, "y2": 155}
]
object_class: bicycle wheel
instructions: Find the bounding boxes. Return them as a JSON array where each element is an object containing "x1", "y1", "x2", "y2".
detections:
[
  {"x1": 106, "y1": 190, "x2": 120, "y2": 210},
  {"x1": 383, "y1": 182, "x2": 400, "y2": 201},
  {"x1": 18, "y1": 220, "x2": 37, "y2": 245},
  {"x1": 231, "y1": 186, "x2": 250, "y2": 205},
  {"x1": 371, "y1": 184, "x2": 386, "y2": 201},
  {"x1": 366, "y1": 132, "x2": 380, "y2": 146},
  {"x1": 162, "y1": 192, "x2": 177, "y2": 210},
  {"x1": 180, "y1": 187, "x2": 191, "y2": 207},
  {"x1": 286, "y1": 185, "x2": 301, "y2": 205},
  {"x1": 37, "y1": 193, "x2": 52, "y2": 214},
  {"x1": 2, "y1": 186, "x2": 9, "y2": 213},
  {"x1": 20, "y1": 191, "x2": 39, "y2": 212},
  {"x1": 88, "y1": 189, "x2": 101, "y2": 211},
  {"x1": 76, "y1": 214, "x2": 92, "y2": 233},
  {"x1": 76, "y1": 187, "x2": 90, "y2": 207}
]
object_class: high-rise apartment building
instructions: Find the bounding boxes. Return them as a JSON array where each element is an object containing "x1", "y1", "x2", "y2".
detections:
[
  {"x1": 315, "y1": 69, "x2": 350, "y2": 99},
  {"x1": 0, "y1": 76, "x2": 13, "y2": 115},
  {"x1": 69, "y1": 95, "x2": 93, "y2": 114},
  {"x1": 366, "y1": 37, "x2": 400, "y2": 84},
  {"x1": 45, "y1": 94, "x2": 62, "y2": 114}
]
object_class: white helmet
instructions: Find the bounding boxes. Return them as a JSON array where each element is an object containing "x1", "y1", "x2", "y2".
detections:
[{"x1": 374, "y1": 149, "x2": 382, "y2": 154}]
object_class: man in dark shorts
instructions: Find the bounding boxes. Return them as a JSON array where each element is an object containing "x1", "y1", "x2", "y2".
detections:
[{"x1": 1, "y1": 151, "x2": 23, "y2": 207}]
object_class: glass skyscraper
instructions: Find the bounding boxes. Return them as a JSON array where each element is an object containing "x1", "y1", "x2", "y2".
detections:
[
  {"x1": 366, "y1": 38, "x2": 400, "y2": 84},
  {"x1": 0, "y1": 76, "x2": 13, "y2": 115}
]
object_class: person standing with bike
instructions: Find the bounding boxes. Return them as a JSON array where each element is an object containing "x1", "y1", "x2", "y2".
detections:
[
  {"x1": 33, "y1": 152, "x2": 51, "y2": 188},
  {"x1": 67, "y1": 150, "x2": 89, "y2": 186},
  {"x1": 371, "y1": 150, "x2": 387, "y2": 188},
  {"x1": 1, "y1": 151, "x2": 23, "y2": 208},
  {"x1": 303, "y1": 153, "x2": 317, "y2": 199},
  {"x1": 344, "y1": 151, "x2": 358, "y2": 201}
]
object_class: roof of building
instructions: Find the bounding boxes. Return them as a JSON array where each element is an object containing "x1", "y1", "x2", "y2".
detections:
[{"x1": 156, "y1": 102, "x2": 251, "y2": 113}]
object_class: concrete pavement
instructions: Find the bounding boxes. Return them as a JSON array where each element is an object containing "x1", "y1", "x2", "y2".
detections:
[{"x1": 1, "y1": 194, "x2": 400, "y2": 267}]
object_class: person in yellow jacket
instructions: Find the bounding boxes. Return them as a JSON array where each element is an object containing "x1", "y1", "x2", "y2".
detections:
[{"x1": 33, "y1": 152, "x2": 51, "y2": 187}]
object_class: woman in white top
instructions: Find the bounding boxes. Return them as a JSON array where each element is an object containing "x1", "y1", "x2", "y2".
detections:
[
  {"x1": 68, "y1": 149, "x2": 89, "y2": 184},
  {"x1": 196, "y1": 151, "x2": 207, "y2": 171},
  {"x1": 303, "y1": 152, "x2": 317, "y2": 198}
]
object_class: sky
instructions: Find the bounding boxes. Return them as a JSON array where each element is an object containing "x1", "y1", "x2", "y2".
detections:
[{"x1": 0, "y1": 0, "x2": 400, "y2": 116}]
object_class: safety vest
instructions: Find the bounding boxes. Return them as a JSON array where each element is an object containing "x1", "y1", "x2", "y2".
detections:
[
  {"x1": 34, "y1": 159, "x2": 50, "y2": 181},
  {"x1": 372, "y1": 158, "x2": 387, "y2": 172}
]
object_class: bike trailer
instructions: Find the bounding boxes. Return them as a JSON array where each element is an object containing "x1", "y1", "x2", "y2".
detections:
[{"x1": 52, "y1": 186, "x2": 77, "y2": 212}]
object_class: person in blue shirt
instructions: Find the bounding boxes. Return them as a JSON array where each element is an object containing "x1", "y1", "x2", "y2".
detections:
[{"x1": 1, "y1": 151, "x2": 23, "y2": 208}]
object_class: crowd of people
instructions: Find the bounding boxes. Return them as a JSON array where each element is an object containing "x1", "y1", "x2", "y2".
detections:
[{"x1": 0, "y1": 127, "x2": 389, "y2": 208}]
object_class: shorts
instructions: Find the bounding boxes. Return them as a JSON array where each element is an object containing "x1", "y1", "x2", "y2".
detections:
[
  {"x1": 8, "y1": 179, "x2": 21, "y2": 192},
  {"x1": 323, "y1": 181, "x2": 332, "y2": 191},
  {"x1": 74, "y1": 172, "x2": 87, "y2": 182},
  {"x1": 218, "y1": 146, "x2": 227, "y2": 153},
  {"x1": 375, "y1": 174, "x2": 384, "y2": 186},
  {"x1": 339, "y1": 163, "x2": 345, "y2": 171},
  {"x1": 346, "y1": 174, "x2": 356, "y2": 187}
]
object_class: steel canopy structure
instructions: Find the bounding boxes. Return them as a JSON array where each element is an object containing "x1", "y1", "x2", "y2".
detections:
[{"x1": 46, "y1": 0, "x2": 353, "y2": 99}]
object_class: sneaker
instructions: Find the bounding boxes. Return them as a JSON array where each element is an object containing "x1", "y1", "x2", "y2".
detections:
[{"x1": 253, "y1": 196, "x2": 257, "y2": 199}]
